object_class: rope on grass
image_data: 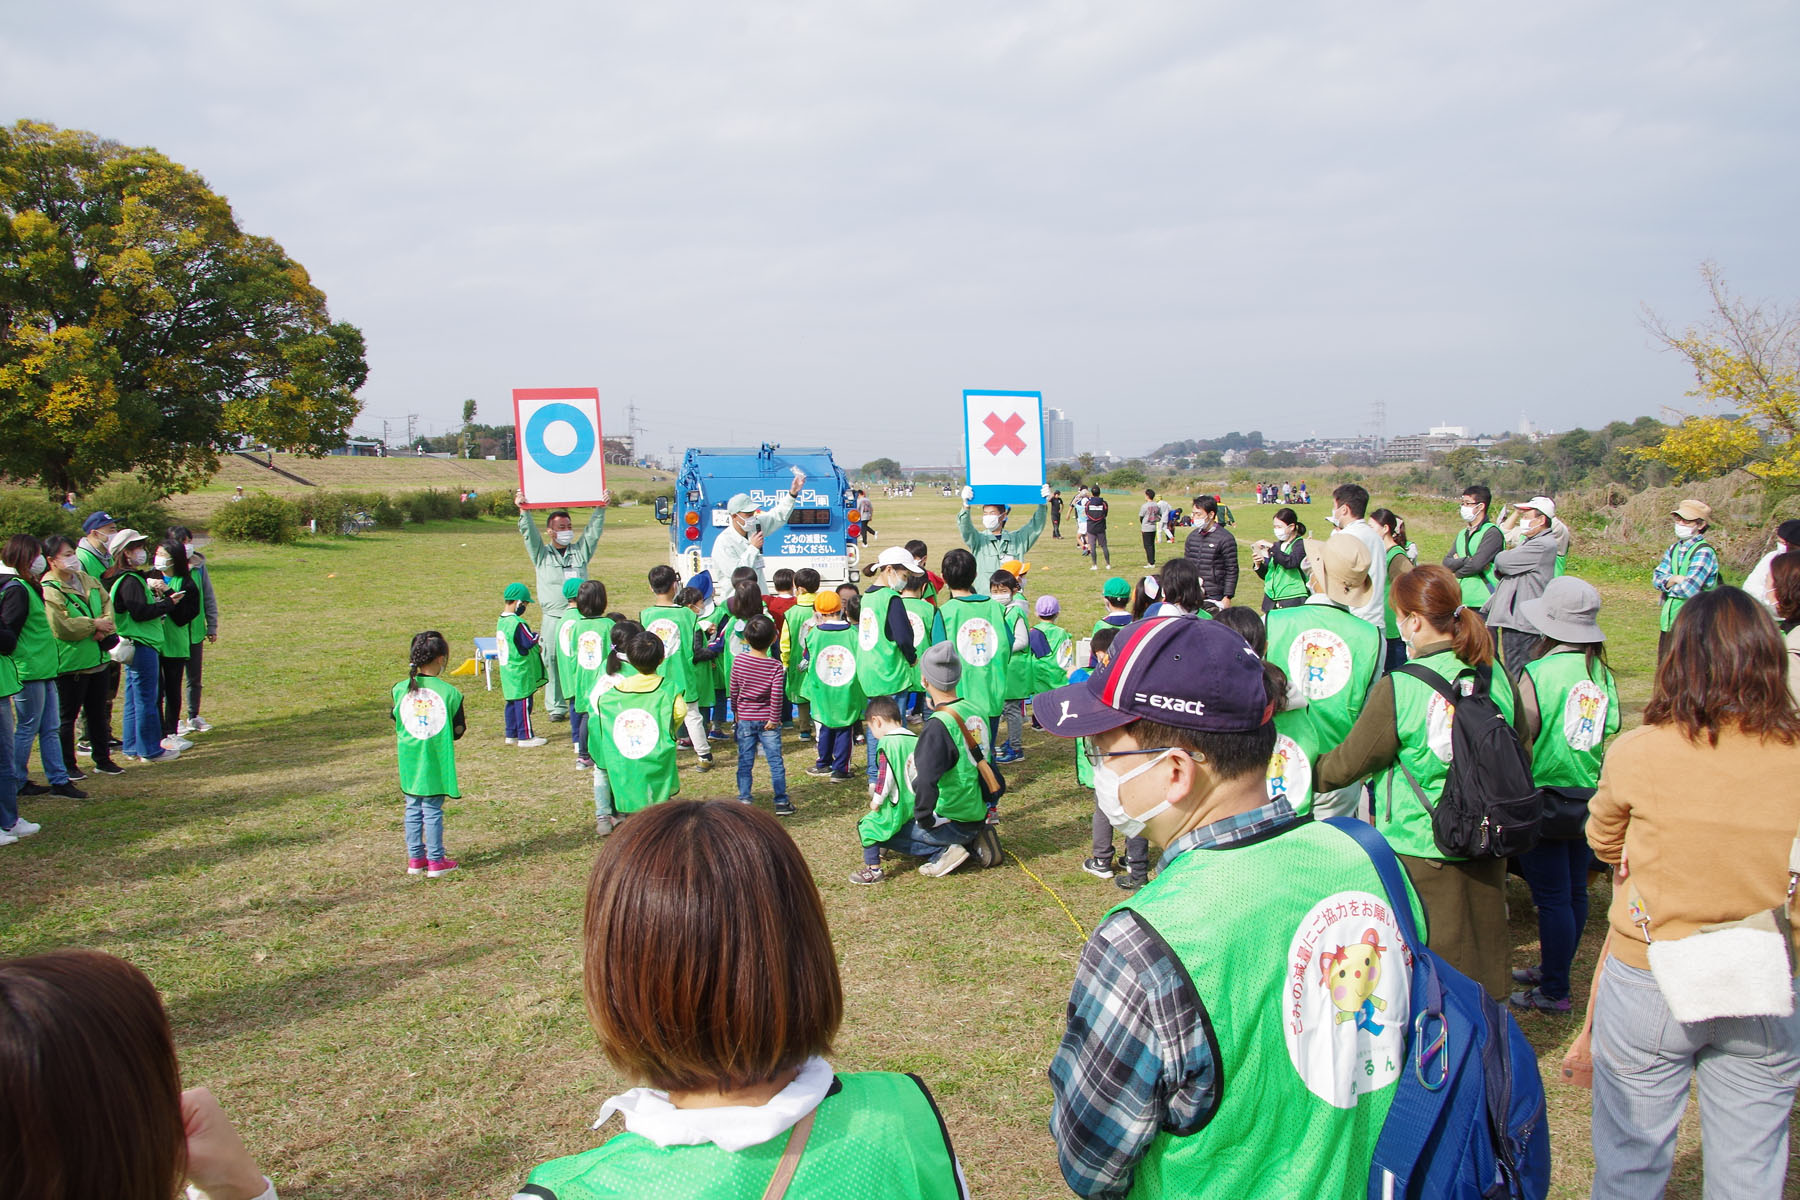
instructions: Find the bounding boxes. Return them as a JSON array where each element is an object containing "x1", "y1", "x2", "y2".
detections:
[{"x1": 1007, "y1": 849, "x2": 1089, "y2": 943}]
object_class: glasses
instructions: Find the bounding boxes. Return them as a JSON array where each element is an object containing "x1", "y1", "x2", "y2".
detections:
[{"x1": 1080, "y1": 745, "x2": 1176, "y2": 768}]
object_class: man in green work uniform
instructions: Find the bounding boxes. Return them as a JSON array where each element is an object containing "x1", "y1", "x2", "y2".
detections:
[
  {"x1": 956, "y1": 483, "x2": 1052, "y2": 583},
  {"x1": 514, "y1": 487, "x2": 610, "y2": 721}
]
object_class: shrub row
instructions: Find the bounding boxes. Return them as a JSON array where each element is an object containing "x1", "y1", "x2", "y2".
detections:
[
  {"x1": 212, "y1": 487, "x2": 520, "y2": 543},
  {"x1": 0, "y1": 479, "x2": 176, "y2": 545}
]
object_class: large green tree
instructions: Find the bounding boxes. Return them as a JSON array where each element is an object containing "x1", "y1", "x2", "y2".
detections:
[{"x1": 0, "y1": 121, "x2": 368, "y2": 493}]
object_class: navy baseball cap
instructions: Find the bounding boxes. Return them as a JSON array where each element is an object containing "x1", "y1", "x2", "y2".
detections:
[
  {"x1": 82, "y1": 511, "x2": 117, "y2": 533},
  {"x1": 1034, "y1": 616, "x2": 1273, "y2": 736}
]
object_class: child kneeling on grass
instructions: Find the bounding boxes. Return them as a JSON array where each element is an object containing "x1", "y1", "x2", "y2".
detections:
[
  {"x1": 730, "y1": 614, "x2": 792, "y2": 816},
  {"x1": 849, "y1": 648, "x2": 999, "y2": 882},
  {"x1": 514, "y1": 801, "x2": 967, "y2": 1199},
  {"x1": 592, "y1": 631, "x2": 683, "y2": 820},
  {"x1": 393, "y1": 631, "x2": 464, "y2": 878}
]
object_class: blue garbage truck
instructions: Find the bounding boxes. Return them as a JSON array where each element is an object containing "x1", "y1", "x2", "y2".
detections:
[{"x1": 657, "y1": 445, "x2": 861, "y2": 586}]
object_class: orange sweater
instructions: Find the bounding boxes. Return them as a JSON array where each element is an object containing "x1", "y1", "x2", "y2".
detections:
[{"x1": 1587, "y1": 723, "x2": 1800, "y2": 971}]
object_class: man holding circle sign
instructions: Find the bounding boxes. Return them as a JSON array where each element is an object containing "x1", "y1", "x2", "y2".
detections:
[
  {"x1": 711, "y1": 467, "x2": 807, "y2": 593},
  {"x1": 514, "y1": 491, "x2": 610, "y2": 721}
]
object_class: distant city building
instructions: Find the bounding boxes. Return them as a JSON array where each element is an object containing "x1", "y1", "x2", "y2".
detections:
[{"x1": 1043, "y1": 407, "x2": 1075, "y2": 463}]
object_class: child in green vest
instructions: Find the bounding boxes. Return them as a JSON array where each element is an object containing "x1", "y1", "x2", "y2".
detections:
[
  {"x1": 801, "y1": 590, "x2": 863, "y2": 781},
  {"x1": 585, "y1": 620, "x2": 641, "y2": 836},
  {"x1": 642, "y1": 565, "x2": 714, "y2": 771},
  {"x1": 989, "y1": 568, "x2": 1033, "y2": 763},
  {"x1": 1027, "y1": 595, "x2": 1073, "y2": 730},
  {"x1": 936, "y1": 549, "x2": 1012, "y2": 756},
  {"x1": 514, "y1": 800, "x2": 966, "y2": 1198},
  {"x1": 498, "y1": 583, "x2": 548, "y2": 747},
  {"x1": 1092, "y1": 575, "x2": 1132, "y2": 636},
  {"x1": 847, "y1": 696, "x2": 920, "y2": 884},
  {"x1": 779, "y1": 567, "x2": 820, "y2": 742},
  {"x1": 595, "y1": 631, "x2": 685, "y2": 815},
  {"x1": 898, "y1": 569, "x2": 937, "y2": 724},
  {"x1": 1073, "y1": 627, "x2": 1150, "y2": 889},
  {"x1": 393, "y1": 631, "x2": 465, "y2": 877},
  {"x1": 683, "y1": 572, "x2": 729, "y2": 741},
  {"x1": 558, "y1": 579, "x2": 615, "y2": 772}
]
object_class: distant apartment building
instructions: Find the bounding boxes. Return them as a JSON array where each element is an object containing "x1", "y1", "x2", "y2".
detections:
[{"x1": 1043, "y1": 407, "x2": 1076, "y2": 463}]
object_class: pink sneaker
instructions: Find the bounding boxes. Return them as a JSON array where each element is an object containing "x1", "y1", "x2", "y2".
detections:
[
  {"x1": 406, "y1": 858, "x2": 428, "y2": 875},
  {"x1": 426, "y1": 858, "x2": 459, "y2": 878}
]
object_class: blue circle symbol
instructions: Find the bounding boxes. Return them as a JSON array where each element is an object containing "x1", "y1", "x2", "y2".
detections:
[{"x1": 524, "y1": 403, "x2": 596, "y2": 474}]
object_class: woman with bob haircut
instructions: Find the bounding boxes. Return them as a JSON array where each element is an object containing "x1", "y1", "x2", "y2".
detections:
[
  {"x1": 0, "y1": 949, "x2": 274, "y2": 1200},
  {"x1": 516, "y1": 800, "x2": 965, "y2": 1199},
  {"x1": 1585, "y1": 587, "x2": 1800, "y2": 1200}
]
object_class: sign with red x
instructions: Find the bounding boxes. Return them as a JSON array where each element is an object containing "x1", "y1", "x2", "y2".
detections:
[{"x1": 963, "y1": 389, "x2": 1045, "y2": 506}]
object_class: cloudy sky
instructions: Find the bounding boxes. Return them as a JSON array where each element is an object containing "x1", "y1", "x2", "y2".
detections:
[{"x1": 6, "y1": 1, "x2": 1797, "y2": 465}]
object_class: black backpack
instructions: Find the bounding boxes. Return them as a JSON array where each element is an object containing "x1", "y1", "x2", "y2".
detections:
[{"x1": 1392, "y1": 664, "x2": 1542, "y2": 858}]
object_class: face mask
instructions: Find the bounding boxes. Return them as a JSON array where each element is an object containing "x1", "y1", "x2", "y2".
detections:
[
  {"x1": 183, "y1": 542, "x2": 195, "y2": 557},
  {"x1": 154, "y1": 558, "x2": 172, "y2": 574},
  {"x1": 1272, "y1": 523, "x2": 1288, "y2": 540},
  {"x1": 28, "y1": 555, "x2": 45, "y2": 577},
  {"x1": 1326, "y1": 511, "x2": 1343, "y2": 529},
  {"x1": 982, "y1": 513, "x2": 1002, "y2": 532},
  {"x1": 1093, "y1": 748, "x2": 1177, "y2": 839},
  {"x1": 131, "y1": 549, "x2": 148, "y2": 567},
  {"x1": 1459, "y1": 505, "x2": 1478, "y2": 522},
  {"x1": 553, "y1": 529, "x2": 574, "y2": 547},
  {"x1": 1674, "y1": 522, "x2": 1697, "y2": 540},
  {"x1": 55, "y1": 555, "x2": 77, "y2": 574}
]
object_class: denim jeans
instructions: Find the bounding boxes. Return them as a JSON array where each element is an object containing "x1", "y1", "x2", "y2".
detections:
[
  {"x1": 403, "y1": 794, "x2": 446, "y2": 861},
  {"x1": 1591, "y1": 959, "x2": 1800, "y2": 1200},
  {"x1": 874, "y1": 817, "x2": 985, "y2": 866},
  {"x1": 815, "y1": 725, "x2": 853, "y2": 774},
  {"x1": 735, "y1": 720, "x2": 788, "y2": 803},
  {"x1": 1513, "y1": 836, "x2": 1591, "y2": 1001},
  {"x1": 121, "y1": 645, "x2": 165, "y2": 759},
  {"x1": 0, "y1": 698, "x2": 17, "y2": 828},
  {"x1": 569, "y1": 711, "x2": 588, "y2": 754},
  {"x1": 1001, "y1": 699, "x2": 1024, "y2": 751},
  {"x1": 14, "y1": 679, "x2": 68, "y2": 785}
]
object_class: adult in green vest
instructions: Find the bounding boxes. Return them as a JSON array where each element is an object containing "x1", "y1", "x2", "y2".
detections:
[
  {"x1": 392, "y1": 631, "x2": 465, "y2": 877},
  {"x1": 1508, "y1": 577, "x2": 1619, "y2": 1014},
  {"x1": 513, "y1": 487, "x2": 611, "y2": 721},
  {"x1": 1036, "y1": 615, "x2": 1422, "y2": 1199},
  {"x1": 1652, "y1": 497, "x2": 1721, "y2": 663},
  {"x1": 856, "y1": 548, "x2": 922, "y2": 781},
  {"x1": 1315, "y1": 564, "x2": 1516, "y2": 1000},
  {"x1": 934, "y1": 550, "x2": 1012, "y2": 755},
  {"x1": 168, "y1": 526, "x2": 219, "y2": 736},
  {"x1": 515, "y1": 800, "x2": 965, "y2": 1199},
  {"x1": 1441, "y1": 482, "x2": 1503, "y2": 609},
  {"x1": 955, "y1": 482, "x2": 1051, "y2": 584},
  {"x1": 498, "y1": 582, "x2": 549, "y2": 747},
  {"x1": 558, "y1": 579, "x2": 615, "y2": 772},
  {"x1": 151, "y1": 538, "x2": 202, "y2": 756},
  {"x1": 102, "y1": 530, "x2": 181, "y2": 764},
  {"x1": 1, "y1": 535, "x2": 79, "y2": 798},
  {"x1": 1250, "y1": 507, "x2": 1311, "y2": 612},
  {"x1": 75, "y1": 510, "x2": 117, "y2": 580},
  {"x1": 40, "y1": 536, "x2": 123, "y2": 779},
  {"x1": 1368, "y1": 508, "x2": 1416, "y2": 674}
]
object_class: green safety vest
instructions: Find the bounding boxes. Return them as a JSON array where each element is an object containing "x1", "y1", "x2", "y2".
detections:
[
  {"x1": 803, "y1": 623, "x2": 866, "y2": 729},
  {"x1": 497, "y1": 612, "x2": 548, "y2": 701},
  {"x1": 855, "y1": 588, "x2": 913, "y2": 698},
  {"x1": 159, "y1": 574, "x2": 193, "y2": 661},
  {"x1": 861, "y1": 730, "x2": 920, "y2": 846},
  {"x1": 939, "y1": 596, "x2": 1010, "y2": 718},
  {"x1": 187, "y1": 565, "x2": 211, "y2": 647},
  {"x1": 75, "y1": 543, "x2": 108, "y2": 580},
  {"x1": 1110, "y1": 821, "x2": 1419, "y2": 1200},
  {"x1": 900, "y1": 596, "x2": 938, "y2": 692},
  {"x1": 1376, "y1": 651, "x2": 1516, "y2": 861},
  {"x1": 558, "y1": 615, "x2": 616, "y2": 715},
  {"x1": 1659, "y1": 537, "x2": 1719, "y2": 632},
  {"x1": 1092, "y1": 613, "x2": 1130, "y2": 638},
  {"x1": 1033, "y1": 621, "x2": 1074, "y2": 693},
  {"x1": 927, "y1": 707, "x2": 986, "y2": 823},
  {"x1": 1000, "y1": 602, "x2": 1033, "y2": 701},
  {"x1": 1268, "y1": 706, "x2": 1324, "y2": 816},
  {"x1": 715, "y1": 615, "x2": 748, "y2": 695},
  {"x1": 4, "y1": 579, "x2": 61, "y2": 682},
  {"x1": 595, "y1": 678, "x2": 681, "y2": 812},
  {"x1": 392, "y1": 675, "x2": 462, "y2": 798},
  {"x1": 1382, "y1": 546, "x2": 1409, "y2": 640},
  {"x1": 1452, "y1": 523, "x2": 1500, "y2": 607},
  {"x1": 694, "y1": 603, "x2": 723, "y2": 707},
  {"x1": 1263, "y1": 537, "x2": 1311, "y2": 602},
  {"x1": 1265, "y1": 602, "x2": 1382, "y2": 746},
  {"x1": 781, "y1": 596, "x2": 818, "y2": 693},
  {"x1": 43, "y1": 578, "x2": 106, "y2": 674},
  {"x1": 640, "y1": 603, "x2": 700, "y2": 702},
  {"x1": 521, "y1": 1072, "x2": 961, "y2": 1200},
  {"x1": 108, "y1": 572, "x2": 165, "y2": 655},
  {"x1": 1522, "y1": 650, "x2": 1619, "y2": 790}
]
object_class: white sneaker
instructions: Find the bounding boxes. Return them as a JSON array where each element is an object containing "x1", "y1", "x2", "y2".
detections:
[
  {"x1": 503, "y1": 737, "x2": 518, "y2": 746},
  {"x1": 143, "y1": 747, "x2": 181, "y2": 763},
  {"x1": 186, "y1": 716, "x2": 212, "y2": 733},
  {"x1": 0, "y1": 829, "x2": 15, "y2": 846},
  {"x1": 177, "y1": 719, "x2": 195, "y2": 735},
  {"x1": 918, "y1": 843, "x2": 970, "y2": 877},
  {"x1": 162, "y1": 735, "x2": 193, "y2": 752},
  {"x1": 517, "y1": 737, "x2": 548, "y2": 748},
  {"x1": 5, "y1": 817, "x2": 42, "y2": 837}
]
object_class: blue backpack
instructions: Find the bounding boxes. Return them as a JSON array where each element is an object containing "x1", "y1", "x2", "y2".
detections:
[{"x1": 1326, "y1": 818, "x2": 1551, "y2": 1200}]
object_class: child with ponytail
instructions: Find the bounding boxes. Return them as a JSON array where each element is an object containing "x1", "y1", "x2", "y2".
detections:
[
  {"x1": 392, "y1": 631, "x2": 465, "y2": 877},
  {"x1": 584, "y1": 620, "x2": 641, "y2": 837}
]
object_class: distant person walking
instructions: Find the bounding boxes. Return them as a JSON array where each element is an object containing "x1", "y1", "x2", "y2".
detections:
[
  {"x1": 708, "y1": 468, "x2": 806, "y2": 593},
  {"x1": 856, "y1": 489, "x2": 875, "y2": 545},
  {"x1": 1137, "y1": 489, "x2": 1161, "y2": 566},
  {"x1": 1081, "y1": 486, "x2": 1111, "y2": 571},
  {"x1": 513, "y1": 488, "x2": 611, "y2": 721},
  {"x1": 1049, "y1": 488, "x2": 1064, "y2": 538}
]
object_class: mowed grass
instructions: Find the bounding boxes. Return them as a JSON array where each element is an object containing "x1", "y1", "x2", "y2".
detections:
[{"x1": 0, "y1": 489, "x2": 1758, "y2": 1198}]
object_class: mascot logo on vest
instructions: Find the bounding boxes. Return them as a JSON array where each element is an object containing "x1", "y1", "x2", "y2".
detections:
[
  {"x1": 1056, "y1": 639, "x2": 1077, "y2": 672},
  {"x1": 1426, "y1": 692, "x2": 1455, "y2": 762},
  {"x1": 1265, "y1": 732, "x2": 1312, "y2": 807},
  {"x1": 577, "y1": 629, "x2": 608, "y2": 671},
  {"x1": 956, "y1": 618, "x2": 998, "y2": 666},
  {"x1": 906, "y1": 612, "x2": 927, "y2": 651},
  {"x1": 858, "y1": 606, "x2": 881, "y2": 651},
  {"x1": 818, "y1": 644, "x2": 857, "y2": 688},
  {"x1": 1286, "y1": 629, "x2": 1351, "y2": 701},
  {"x1": 611, "y1": 708, "x2": 661, "y2": 760},
  {"x1": 399, "y1": 688, "x2": 448, "y2": 740},
  {"x1": 647, "y1": 618, "x2": 682, "y2": 659},
  {"x1": 1563, "y1": 680, "x2": 1608, "y2": 751},
  {"x1": 1285, "y1": 891, "x2": 1409, "y2": 1107}
]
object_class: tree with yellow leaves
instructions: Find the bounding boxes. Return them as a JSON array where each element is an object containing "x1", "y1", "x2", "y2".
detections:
[{"x1": 1640, "y1": 263, "x2": 1800, "y2": 486}]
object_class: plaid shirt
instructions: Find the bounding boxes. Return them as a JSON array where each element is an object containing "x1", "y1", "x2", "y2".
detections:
[
  {"x1": 1653, "y1": 535, "x2": 1720, "y2": 601},
  {"x1": 1048, "y1": 799, "x2": 1301, "y2": 1199}
]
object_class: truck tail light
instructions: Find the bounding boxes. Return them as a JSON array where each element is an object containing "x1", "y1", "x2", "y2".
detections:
[
  {"x1": 684, "y1": 526, "x2": 701, "y2": 541},
  {"x1": 847, "y1": 523, "x2": 861, "y2": 538},
  {"x1": 684, "y1": 511, "x2": 700, "y2": 525}
]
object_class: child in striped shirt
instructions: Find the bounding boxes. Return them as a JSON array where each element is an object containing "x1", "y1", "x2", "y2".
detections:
[{"x1": 728, "y1": 614, "x2": 791, "y2": 815}]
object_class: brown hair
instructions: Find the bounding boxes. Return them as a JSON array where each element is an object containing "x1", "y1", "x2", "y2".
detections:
[
  {"x1": 1770, "y1": 552, "x2": 1800, "y2": 624},
  {"x1": 1645, "y1": 587, "x2": 1800, "y2": 746},
  {"x1": 1389, "y1": 563, "x2": 1494, "y2": 667},
  {"x1": 582, "y1": 801, "x2": 843, "y2": 1092},
  {"x1": 0, "y1": 950, "x2": 186, "y2": 1200}
]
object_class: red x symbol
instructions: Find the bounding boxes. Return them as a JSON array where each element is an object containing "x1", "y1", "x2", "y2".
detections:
[{"x1": 982, "y1": 411, "x2": 1027, "y2": 456}]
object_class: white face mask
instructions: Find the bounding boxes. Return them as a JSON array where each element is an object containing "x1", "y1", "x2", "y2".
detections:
[
  {"x1": 183, "y1": 542, "x2": 195, "y2": 557},
  {"x1": 1093, "y1": 748, "x2": 1177, "y2": 839},
  {"x1": 1674, "y1": 522, "x2": 1697, "y2": 540},
  {"x1": 55, "y1": 555, "x2": 77, "y2": 574},
  {"x1": 1272, "y1": 523, "x2": 1289, "y2": 540},
  {"x1": 553, "y1": 528, "x2": 575, "y2": 547},
  {"x1": 154, "y1": 558, "x2": 172, "y2": 574},
  {"x1": 1326, "y1": 511, "x2": 1344, "y2": 529},
  {"x1": 131, "y1": 549, "x2": 148, "y2": 567},
  {"x1": 28, "y1": 554, "x2": 45, "y2": 577},
  {"x1": 982, "y1": 513, "x2": 1002, "y2": 532},
  {"x1": 1459, "y1": 504, "x2": 1479, "y2": 522}
]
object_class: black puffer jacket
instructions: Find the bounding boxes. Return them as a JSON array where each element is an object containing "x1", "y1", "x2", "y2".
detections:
[{"x1": 1182, "y1": 524, "x2": 1239, "y2": 602}]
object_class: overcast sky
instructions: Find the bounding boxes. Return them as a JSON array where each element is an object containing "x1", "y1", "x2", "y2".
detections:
[{"x1": 6, "y1": 1, "x2": 1798, "y2": 466}]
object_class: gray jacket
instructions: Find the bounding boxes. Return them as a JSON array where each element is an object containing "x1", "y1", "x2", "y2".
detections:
[{"x1": 1483, "y1": 529, "x2": 1558, "y2": 631}]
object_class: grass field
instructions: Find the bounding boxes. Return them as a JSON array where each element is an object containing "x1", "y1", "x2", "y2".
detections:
[{"x1": 0, "y1": 487, "x2": 1772, "y2": 1199}]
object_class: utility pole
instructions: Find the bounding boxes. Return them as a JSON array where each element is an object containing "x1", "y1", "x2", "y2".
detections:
[
  {"x1": 406, "y1": 413, "x2": 418, "y2": 449},
  {"x1": 380, "y1": 419, "x2": 391, "y2": 449}
]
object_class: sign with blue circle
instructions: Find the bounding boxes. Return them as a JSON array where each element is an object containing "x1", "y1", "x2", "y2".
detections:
[{"x1": 513, "y1": 387, "x2": 608, "y2": 507}]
